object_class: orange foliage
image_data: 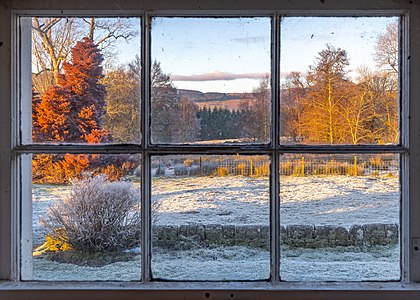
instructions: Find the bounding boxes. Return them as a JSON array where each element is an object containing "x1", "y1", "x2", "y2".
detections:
[{"x1": 31, "y1": 38, "x2": 116, "y2": 183}]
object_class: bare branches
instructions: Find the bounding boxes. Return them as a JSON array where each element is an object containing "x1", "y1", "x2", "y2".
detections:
[
  {"x1": 32, "y1": 17, "x2": 80, "y2": 92},
  {"x1": 32, "y1": 17, "x2": 139, "y2": 93},
  {"x1": 374, "y1": 21, "x2": 399, "y2": 75}
]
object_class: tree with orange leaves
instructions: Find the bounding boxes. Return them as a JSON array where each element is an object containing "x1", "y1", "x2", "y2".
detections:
[
  {"x1": 33, "y1": 37, "x2": 109, "y2": 143},
  {"x1": 32, "y1": 38, "x2": 113, "y2": 183}
]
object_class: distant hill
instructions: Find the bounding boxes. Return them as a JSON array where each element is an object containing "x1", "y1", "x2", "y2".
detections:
[{"x1": 177, "y1": 89, "x2": 253, "y2": 103}]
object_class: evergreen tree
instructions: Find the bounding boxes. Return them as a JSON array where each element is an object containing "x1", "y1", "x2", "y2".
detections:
[
  {"x1": 198, "y1": 106, "x2": 242, "y2": 141},
  {"x1": 32, "y1": 38, "x2": 117, "y2": 184},
  {"x1": 33, "y1": 37, "x2": 108, "y2": 143}
]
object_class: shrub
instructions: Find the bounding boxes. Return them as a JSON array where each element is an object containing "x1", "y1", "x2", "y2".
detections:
[
  {"x1": 236, "y1": 162, "x2": 247, "y2": 176},
  {"x1": 183, "y1": 159, "x2": 194, "y2": 167},
  {"x1": 155, "y1": 164, "x2": 166, "y2": 176},
  {"x1": 133, "y1": 166, "x2": 141, "y2": 177},
  {"x1": 253, "y1": 162, "x2": 270, "y2": 177},
  {"x1": 217, "y1": 166, "x2": 229, "y2": 177},
  {"x1": 200, "y1": 161, "x2": 218, "y2": 176},
  {"x1": 369, "y1": 156, "x2": 385, "y2": 169},
  {"x1": 174, "y1": 164, "x2": 188, "y2": 176},
  {"x1": 188, "y1": 165, "x2": 201, "y2": 176},
  {"x1": 280, "y1": 161, "x2": 294, "y2": 175},
  {"x1": 40, "y1": 175, "x2": 141, "y2": 253}
]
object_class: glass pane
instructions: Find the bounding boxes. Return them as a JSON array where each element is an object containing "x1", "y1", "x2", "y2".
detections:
[
  {"x1": 280, "y1": 17, "x2": 399, "y2": 145},
  {"x1": 151, "y1": 17, "x2": 271, "y2": 144},
  {"x1": 31, "y1": 17, "x2": 141, "y2": 144},
  {"x1": 151, "y1": 155, "x2": 270, "y2": 280},
  {"x1": 32, "y1": 154, "x2": 141, "y2": 281},
  {"x1": 279, "y1": 153, "x2": 400, "y2": 281}
]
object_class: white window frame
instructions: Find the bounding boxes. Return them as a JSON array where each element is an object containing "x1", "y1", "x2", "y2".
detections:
[{"x1": 1, "y1": 0, "x2": 420, "y2": 299}]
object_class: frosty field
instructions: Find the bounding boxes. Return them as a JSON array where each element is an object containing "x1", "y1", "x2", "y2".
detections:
[{"x1": 32, "y1": 175, "x2": 400, "y2": 281}]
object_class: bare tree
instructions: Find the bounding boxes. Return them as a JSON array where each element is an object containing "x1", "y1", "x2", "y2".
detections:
[
  {"x1": 373, "y1": 20, "x2": 399, "y2": 144},
  {"x1": 174, "y1": 96, "x2": 200, "y2": 143},
  {"x1": 280, "y1": 71, "x2": 307, "y2": 143},
  {"x1": 150, "y1": 61, "x2": 179, "y2": 143},
  {"x1": 302, "y1": 44, "x2": 350, "y2": 144},
  {"x1": 238, "y1": 77, "x2": 271, "y2": 142},
  {"x1": 101, "y1": 65, "x2": 141, "y2": 143},
  {"x1": 355, "y1": 67, "x2": 399, "y2": 144},
  {"x1": 32, "y1": 17, "x2": 138, "y2": 93},
  {"x1": 374, "y1": 21, "x2": 399, "y2": 75},
  {"x1": 32, "y1": 18, "x2": 81, "y2": 92},
  {"x1": 338, "y1": 79, "x2": 379, "y2": 145},
  {"x1": 253, "y1": 76, "x2": 271, "y2": 142}
]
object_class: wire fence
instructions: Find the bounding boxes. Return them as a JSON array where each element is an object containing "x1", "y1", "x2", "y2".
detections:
[
  {"x1": 153, "y1": 154, "x2": 399, "y2": 177},
  {"x1": 279, "y1": 154, "x2": 399, "y2": 177}
]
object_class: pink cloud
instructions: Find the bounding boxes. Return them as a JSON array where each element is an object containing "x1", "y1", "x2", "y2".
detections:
[{"x1": 171, "y1": 71, "x2": 270, "y2": 82}]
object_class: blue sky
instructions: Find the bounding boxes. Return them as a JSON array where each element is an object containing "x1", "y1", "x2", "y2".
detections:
[
  {"x1": 116, "y1": 16, "x2": 398, "y2": 93},
  {"x1": 151, "y1": 17, "x2": 271, "y2": 93},
  {"x1": 281, "y1": 16, "x2": 398, "y2": 82}
]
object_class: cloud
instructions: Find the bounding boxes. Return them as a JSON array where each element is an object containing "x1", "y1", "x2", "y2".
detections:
[
  {"x1": 172, "y1": 71, "x2": 270, "y2": 82},
  {"x1": 230, "y1": 36, "x2": 268, "y2": 43}
]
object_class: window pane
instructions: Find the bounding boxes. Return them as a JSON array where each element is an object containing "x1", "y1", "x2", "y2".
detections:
[
  {"x1": 31, "y1": 17, "x2": 141, "y2": 144},
  {"x1": 151, "y1": 155, "x2": 270, "y2": 280},
  {"x1": 279, "y1": 153, "x2": 400, "y2": 281},
  {"x1": 151, "y1": 17, "x2": 271, "y2": 144},
  {"x1": 280, "y1": 17, "x2": 399, "y2": 145},
  {"x1": 31, "y1": 154, "x2": 141, "y2": 281}
]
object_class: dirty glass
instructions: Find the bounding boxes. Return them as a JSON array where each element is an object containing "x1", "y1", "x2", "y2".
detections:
[
  {"x1": 31, "y1": 154, "x2": 141, "y2": 281},
  {"x1": 280, "y1": 17, "x2": 399, "y2": 145},
  {"x1": 151, "y1": 155, "x2": 270, "y2": 280},
  {"x1": 151, "y1": 17, "x2": 271, "y2": 144},
  {"x1": 279, "y1": 153, "x2": 400, "y2": 281},
  {"x1": 31, "y1": 17, "x2": 141, "y2": 144}
]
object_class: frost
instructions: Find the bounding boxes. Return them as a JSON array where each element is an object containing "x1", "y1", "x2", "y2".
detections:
[{"x1": 32, "y1": 175, "x2": 400, "y2": 281}]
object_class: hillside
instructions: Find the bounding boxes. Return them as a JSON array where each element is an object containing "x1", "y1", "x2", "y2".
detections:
[
  {"x1": 177, "y1": 89, "x2": 253, "y2": 102},
  {"x1": 177, "y1": 89, "x2": 254, "y2": 110}
]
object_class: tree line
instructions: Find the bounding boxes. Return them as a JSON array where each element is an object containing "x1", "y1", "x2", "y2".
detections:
[{"x1": 281, "y1": 41, "x2": 398, "y2": 145}]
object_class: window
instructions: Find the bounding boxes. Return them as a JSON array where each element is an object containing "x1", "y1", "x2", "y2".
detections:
[{"x1": 1, "y1": 0, "x2": 420, "y2": 299}]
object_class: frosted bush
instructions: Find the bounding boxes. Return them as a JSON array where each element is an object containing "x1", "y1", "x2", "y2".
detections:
[
  {"x1": 200, "y1": 161, "x2": 218, "y2": 175},
  {"x1": 174, "y1": 164, "x2": 188, "y2": 175},
  {"x1": 155, "y1": 164, "x2": 166, "y2": 176},
  {"x1": 41, "y1": 175, "x2": 140, "y2": 253},
  {"x1": 188, "y1": 165, "x2": 201, "y2": 176}
]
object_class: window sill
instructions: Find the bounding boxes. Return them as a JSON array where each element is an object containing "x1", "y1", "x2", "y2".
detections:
[{"x1": 1, "y1": 281, "x2": 420, "y2": 300}]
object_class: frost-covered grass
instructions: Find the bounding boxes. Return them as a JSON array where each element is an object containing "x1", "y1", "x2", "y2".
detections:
[
  {"x1": 281, "y1": 244, "x2": 400, "y2": 281},
  {"x1": 31, "y1": 175, "x2": 400, "y2": 281},
  {"x1": 33, "y1": 245, "x2": 399, "y2": 281}
]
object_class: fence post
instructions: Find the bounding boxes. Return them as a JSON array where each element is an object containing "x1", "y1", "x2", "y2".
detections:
[
  {"x1": 199, "y1": 157, "x2": 202, "y2": 175},
  {"x1": 249, "y1": 157, "x2": 253, "y2": 176},
  {"x1": 353, "y1": 155, "x2": 357, "y2": 176},
  {"x1": 301, "y1": 156, "x2": 305, "y2": 176}
]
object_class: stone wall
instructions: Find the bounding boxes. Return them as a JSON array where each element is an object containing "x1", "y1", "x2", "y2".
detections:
[{"x1": 152, "y1": 223, "x2": 399, "y2": 250}]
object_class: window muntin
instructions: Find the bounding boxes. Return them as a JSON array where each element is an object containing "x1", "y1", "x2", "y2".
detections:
[
  {"x1": 150, "y1": 17, "x2": 272, "y2": 145},
  {"x1": 14, "y1": 12, "x2": 406, "y2": 285}
]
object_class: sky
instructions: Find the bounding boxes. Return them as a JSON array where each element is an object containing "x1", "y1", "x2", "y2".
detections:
[{"x1": 104, "y1": 16, "x2": 398, "y2": 93}]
